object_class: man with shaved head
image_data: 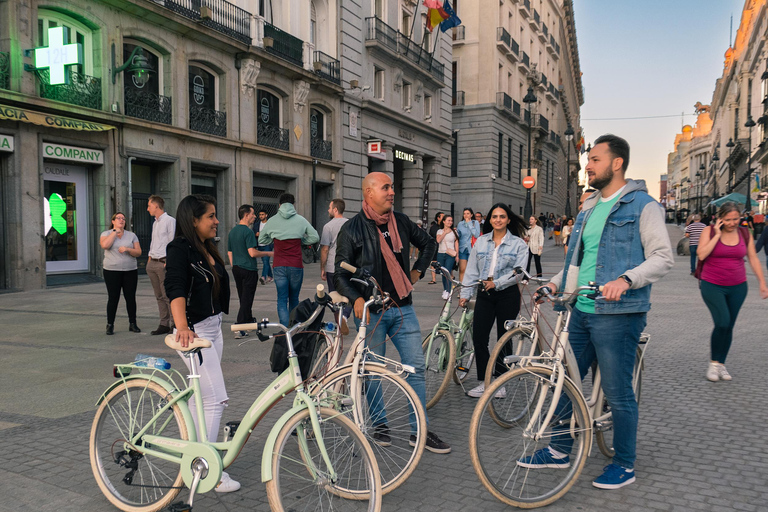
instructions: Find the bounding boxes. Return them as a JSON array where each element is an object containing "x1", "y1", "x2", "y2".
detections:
[{"x1": 334, "y1": 172, "x2": 450, "y2": 453}]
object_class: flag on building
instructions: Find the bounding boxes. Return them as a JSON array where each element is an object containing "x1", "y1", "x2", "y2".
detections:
[
  {"x1": 425, "y1": 0, "x2": 450, "y2": 33},
  {"x1": 439, "y1": 1, "x2": 462, "y2": 32},
  {"x1": 576, "y1": 135, "x2": 585, "y2": 154}
]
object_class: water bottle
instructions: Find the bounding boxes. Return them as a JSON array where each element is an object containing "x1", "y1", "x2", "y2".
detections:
[{"x1": 134, "y1": 353, "x2": 171, "y2": 370}]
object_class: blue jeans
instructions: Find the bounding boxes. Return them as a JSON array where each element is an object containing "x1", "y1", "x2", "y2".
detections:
[
  {"x1": 273, "y1": 266, "x2": 303, "y2": 326},
  {"x1": 549, "y1": 307, "x2": 646, "y2": 469},
  {"x1": 690, "y1": 244, "x2": 698, "y2": 274},
  {"x1": 357, "y1": 304, "x2": 428, "y2": 432},
  {"x1": 437, "y1": 252, "x2": 456, "y2": 294},
  {"x1": 258, "y1": 244, "x2": 273, "y2": 279}
]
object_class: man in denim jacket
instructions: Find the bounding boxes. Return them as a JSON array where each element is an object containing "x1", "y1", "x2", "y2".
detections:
[{"x1": 520, "y1": 135, "x2": 673, "y2": 489}]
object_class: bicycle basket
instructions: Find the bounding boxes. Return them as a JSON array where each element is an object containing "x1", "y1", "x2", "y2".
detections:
[{"x1": 269, "y1": 298, "x2": 326, "y2": 380}]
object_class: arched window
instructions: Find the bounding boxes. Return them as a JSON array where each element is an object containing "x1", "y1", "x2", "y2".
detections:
[
  {"x1": 124, "y1": 41, "x2": 170, "y2": 124},
  {"x1": 257, "y1": 89, "x2": 289, "y2": 151},
  {"x1": 37, "y1": 11, "x2": 94, "y2": 76},
  {"x1": 310, "y1": 2, "x2": 317, "y2": 47},
  {"x1": 310, "y1": 107, "x2": 332, "y2": 160},
  {"x1": 189, "y1": 63, "x2": 225, "y2": 136}
]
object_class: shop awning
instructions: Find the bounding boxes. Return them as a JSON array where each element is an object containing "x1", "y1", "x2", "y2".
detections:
[
  {"x1": 0, "y1": 104, "x2": 115, "y2": 132},
  {"x1": 709, "y1": 193, "x2": 747, "y2": 207}
]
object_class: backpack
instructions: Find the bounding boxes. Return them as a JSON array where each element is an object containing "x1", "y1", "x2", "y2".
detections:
[{"x1": 269, "y1": 298, "x2": 326, "y2": 380}]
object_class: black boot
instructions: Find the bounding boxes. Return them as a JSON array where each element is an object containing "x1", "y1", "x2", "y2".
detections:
[
  {"x1": 106, "y1": 324, "x2": 114, "y2": 335},
  {"x1": 129, "y1": 323, "x2": 141, "y2": 333}
]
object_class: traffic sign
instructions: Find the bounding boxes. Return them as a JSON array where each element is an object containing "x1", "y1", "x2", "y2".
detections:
[{"x1": 523, "y1": 176, "x2": 536, "y2": 189}]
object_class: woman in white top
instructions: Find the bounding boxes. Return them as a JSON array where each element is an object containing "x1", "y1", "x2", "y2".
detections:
[
  {"x1": 561, "y1": 217, "x2": 574, "y2": 256},
  {"x1": 525, "y1": 216, "x2": 544, "y2": 277},
  {"x1": 100, "y1": 212, "x2": 142, "y2": 335},
  {"x1": 436, "y1": 215, "x2": 460, "y2": 299}
]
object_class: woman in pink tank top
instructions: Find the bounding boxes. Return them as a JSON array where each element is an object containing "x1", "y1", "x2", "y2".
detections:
[{"x1": 697, "y1": 202, "x2": 768, "y2": 382}]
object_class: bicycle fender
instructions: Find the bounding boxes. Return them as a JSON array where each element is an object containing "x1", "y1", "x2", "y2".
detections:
[
  {"x1": 261, "y1": 404, "x2": 309, "y2": 483},
  {"x1": 95, "y1": 374, "x2": 198, "y2": 442}
]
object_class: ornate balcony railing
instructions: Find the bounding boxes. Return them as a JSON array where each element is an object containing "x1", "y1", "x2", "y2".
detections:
[
  {"x1": 365, "y1": 17, "x2": 445, "y2": 83},
  {"x1": 366, "y1": 16, "x2": 399, "y2": 53},
  {"x1": 164, "y1": 0, "x2": 251, "y2": 44},
  {"x1": 453, "y1": 25, "x2": 465, "y2": 41},
  {"x1": 522, "y1": 52, "x2": 530, "y2": 67},
  {"x1": 513, "y1": 100, "x2": 521, "y2": 117},
  {"x1": 533, "y1": 9, "x2": 540, "y2": 25},
  {"x1": 37, "y1": 69, "x2": 101, "y2": 110},
  {"x1": 542, "y1": 23, "x2": 548, "y2": 38},
  {"x1": 496, "y1": 91, "x2": 512, "y2": 111},
  {"x1": 125, "y1": 89, "x2": 172, "y2": 124},
  {"x1": 497, "y1": 27, "x2": 511, "y2": 50},
  {"x1": 509, "y1": 36, "x2": 520, "y2": 55},
  {"x1": 538, "y1": 114, "x2": 549, "y2": 132},
  {"x1": 310, "y1": 138, "x2": 333, "y2": 160},
  {"x1": 264, "y1": 22, "x2": 304, "y2": 67},
  {"x1": 257, "y1": 122, "x2": 289, "y2": 151},
  {"x1": 313, "y1": 51, "x2": 340, "y2": 85},
  {"x1": 189, "y1": 105, "x2": 227, "y2": 137},
  {"x1": 0, "y1": 51, "x2": 9, "y2": 90},
  {"x1": 540, "y1": 73, "x2": 548, "y2": 88}
]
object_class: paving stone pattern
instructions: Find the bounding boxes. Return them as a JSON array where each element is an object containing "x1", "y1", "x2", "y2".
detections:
[{"x1": 0, "y1": 225, "x2": 766, "y2": 511}]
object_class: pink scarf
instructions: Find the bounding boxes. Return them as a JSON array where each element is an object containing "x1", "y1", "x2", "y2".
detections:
[{"x1": 362, "y1": 201, "x2": 413, "y2": 299}]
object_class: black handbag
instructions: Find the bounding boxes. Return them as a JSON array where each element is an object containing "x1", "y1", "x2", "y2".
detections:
[{"x1": 269, "y1": 298, "x2": 325, "y2": 380}]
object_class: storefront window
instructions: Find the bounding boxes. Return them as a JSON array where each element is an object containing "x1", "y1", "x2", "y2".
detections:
[{"x1": 43, "y1": 163, "x2": 89, "y2": 273}]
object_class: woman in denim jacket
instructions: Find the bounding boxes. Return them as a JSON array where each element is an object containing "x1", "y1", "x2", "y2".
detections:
[
  {"x1": 459, "y1": 203, "x2": 529, "y2": 398},
  {"x1": 456, "y1": 208, "x2": 482, "y2": 282}
]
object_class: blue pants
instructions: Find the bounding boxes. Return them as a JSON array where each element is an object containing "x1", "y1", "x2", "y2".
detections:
[
  {"x1": 549, "y1": 307, "x2": 646, "y2": 469},
  {"x1": 273, "y1": 266, "x2": 303, "y2": 326},
  {"x1": 358, "y1": 304, "x2": 428, "y2": 432},
  {"x1": 437, "y1": 252, "x2": 456, "y2": 294},
  {"x1": 258, "y1": 244, "x2": 273, "y2": 279},
  {"x1": 690, "y1": 244, "x2": 698, "y2": 274}
]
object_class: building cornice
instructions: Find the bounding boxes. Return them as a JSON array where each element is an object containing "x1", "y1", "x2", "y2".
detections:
[{"x1": 562, "y1": 0, "x2": 584, "y2": 106}]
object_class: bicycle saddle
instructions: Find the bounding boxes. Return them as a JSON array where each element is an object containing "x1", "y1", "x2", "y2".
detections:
[
  {"x1": 164, "y1": 334, "x2": 212, "y2": 352},
  {"x1": 329, "y1": 291, "x2": 350, "y2": 304}
]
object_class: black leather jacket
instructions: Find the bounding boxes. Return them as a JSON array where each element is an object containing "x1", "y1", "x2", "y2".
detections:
[
  {"x1": 165, "y1": 237, "x2": 230, "y2": 327},
  {"x1": 333, "y1": 210, "x2": 437, "y2": 305}
]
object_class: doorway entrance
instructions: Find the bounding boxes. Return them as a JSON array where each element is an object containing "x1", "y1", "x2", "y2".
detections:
[{"x1": 44, "y1": 163, "x2": 89, "y2": 274}]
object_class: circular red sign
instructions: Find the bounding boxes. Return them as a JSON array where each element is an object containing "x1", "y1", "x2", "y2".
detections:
[{"x1": 522, "y1": 176, "x2": 536, "y2": 189}]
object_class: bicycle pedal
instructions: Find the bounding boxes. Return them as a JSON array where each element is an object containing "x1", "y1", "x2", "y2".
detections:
[
  {"x1": 167, "y1": 501, "x2": 192, "y2": 512},
  {"x1": 224, "y1": 420, "x2": 241, "y2": 439}
]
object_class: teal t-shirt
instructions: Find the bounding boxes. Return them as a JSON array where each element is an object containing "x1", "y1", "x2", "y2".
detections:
[
  {"x1": 576, "y1": 193, "x2": 622, "y2": 313},
  {"x1": 228, "y1": 224, "x2": 259, "y2": 271}
]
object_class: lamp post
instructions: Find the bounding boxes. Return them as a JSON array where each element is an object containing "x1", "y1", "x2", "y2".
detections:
[
  {"x1": 745, "y1": 115, "x2": 756, "y2": 211},
  {"x1": 711, "y1": 149, "x2": 720, "y2": 213},
  {"x1": 726, "y1": 137, "x2": 735, "y2": 192},
  {"x1": 696, "y1": 165, "x2": 704, "y2": 212},
  {"x1": 674, "y1": 183, "x2": 680, "y2": 225},
  {"x1": 523, "y1": 86, "x2": 537, "y2": 219},
  {"x1": 564, "y1": 125, "x2": 574, "y2": 218}
]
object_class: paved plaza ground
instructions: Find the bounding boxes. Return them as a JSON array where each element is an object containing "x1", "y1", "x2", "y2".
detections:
[{"x1": 0, "y1": 225, "x2": 766, "y2": 512}]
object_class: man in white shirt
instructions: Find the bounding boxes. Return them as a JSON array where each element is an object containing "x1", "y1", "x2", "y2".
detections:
[
  {"x1": 146, "y1": 195, "x2": 176, "y2": 335},
  {"x1": 319, "y1": 198, "x2": 350, "y2": 333},
  {"x1": 254, "y1": 209, "x2": 273, "y2": 284}
]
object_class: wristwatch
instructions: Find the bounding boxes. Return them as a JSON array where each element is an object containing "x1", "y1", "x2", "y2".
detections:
[{"x1": 618, "y1": 274, "x2": 632, "y2": 286}]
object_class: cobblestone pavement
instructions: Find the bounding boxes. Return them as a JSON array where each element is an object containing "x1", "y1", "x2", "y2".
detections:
[{"x1": 1, "y1": 225, "x2": 766, "y2": 511}]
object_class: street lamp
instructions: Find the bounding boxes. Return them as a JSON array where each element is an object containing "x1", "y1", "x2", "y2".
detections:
[
  {"x1": 726, "y1": 137, "x2": 735, "y2": 192},
  {"x1": 745, "y1": 115, "x2": 756, "y2": 211},
  {"x1": 564, "y1": 125, "x2": 575, "y2": 217},
  {"x1": 711, "y1": 149, "x2": 720, "y2": 212},
  {"x1": 697, "y1": 164, "x2": 704, "y2": 212},
  {"x1": 523, "y1": 86, "x2": 537, "y2": 219}
]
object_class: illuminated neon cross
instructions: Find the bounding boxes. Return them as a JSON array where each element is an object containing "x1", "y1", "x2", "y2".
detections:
[
  {"x1": 35, "y1": 27, "x2": 83, "y2": 85},
  {"x1": 45, "y1": 193, "x2": 68, "y2": 236}
]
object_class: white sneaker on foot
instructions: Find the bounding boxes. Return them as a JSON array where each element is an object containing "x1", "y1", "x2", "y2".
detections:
[
  {"x1": 706, "y1": 362, "x2": 720, "y2": 382},
  {"x1": 467, "y1": 382, "x2": 485, "y2": 398},
  {"x1": 494, "y1": 386, "x2": 506, "y2": 399},
  {"x1": 718, "y1": 364, "x2": 732, "y2": 381},
  {"x1": 215, "y1": 471, "x2": 241, "y2": 493},
  {"x1": 441, "y1": 290, "x2": 449, "y2": 300}
]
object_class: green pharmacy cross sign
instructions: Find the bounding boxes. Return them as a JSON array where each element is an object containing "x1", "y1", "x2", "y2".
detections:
[{"x1": 34, "y1": 27, "x2": 83, "y2": 85}]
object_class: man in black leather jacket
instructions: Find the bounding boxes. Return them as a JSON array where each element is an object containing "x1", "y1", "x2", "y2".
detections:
[{"x1": 333, "y1": 172, "x2": 451, "y2": 454}]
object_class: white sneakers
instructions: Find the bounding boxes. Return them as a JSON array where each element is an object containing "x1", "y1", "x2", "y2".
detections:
[
  {"x1": 467, "y1": 382, "x2": 507, "y2": 399},
  {"x1": 706, "y1": 362, "x2": 733, "y2": 382},
  {"x1": 215, "y1": 471, "x2": 241, "y2": 493},
  {"x1": 441, "y1": 290, "x2": 450, "y2": 300}
]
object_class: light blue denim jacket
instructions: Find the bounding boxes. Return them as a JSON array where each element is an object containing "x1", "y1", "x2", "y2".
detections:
[
  {"x1": 460, "y1": 231, "x2": 529, "y2": 298},
  {"x1": 456, "y1": 220, "x2": 481, "y2": 253}
]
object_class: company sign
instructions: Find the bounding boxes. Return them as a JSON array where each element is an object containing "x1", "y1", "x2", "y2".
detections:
[
  {"x1": 43, "y1": 142, "x2": 104, "y2": 164},
  {"x1": 0, "y1": 134, "x2": 13, "y2": 152},
  {"x1": 0, "y1": 104, "x2": 115, "y2": 132}
]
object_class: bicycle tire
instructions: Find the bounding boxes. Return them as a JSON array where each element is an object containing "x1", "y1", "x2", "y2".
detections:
[
  {"x1": 421, "y1": 329, "x2": 456, "y2": 409},
  {"x1": 452, "y1": 326, "x2": 475, "y2": 385},
  {"x1": 266, "y1": 406, "x2": 382, "y2": 512},
  {"x1": 469, "y1": 366, "x2": 591, "y2": 509},
  {"x1": 313, "y1": 365, "x2": 427, "y2": 494},
  {"x1": 308, "y1": 332, "x2": 334, "y2": 380},
  {"x1": 90, "y1": 379, "x2": 188, "y2": 512},
  {"x1": 595, "y1": 346, "x2": 644, "y2": 458},
  {"x1": 302, "y1": 245, "x2": 316, "y2": 265},
  {"x1": 484, "y1": 327, "x2": 538, "y2": 427}
]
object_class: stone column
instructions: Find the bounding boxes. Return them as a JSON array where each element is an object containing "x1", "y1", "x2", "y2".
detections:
[
  {"x1": 381, "y1": 142, "x2": 395, "y2": 178},
  {"x1": 401, "y1": 152, "x2": 424, "y2": 219}
]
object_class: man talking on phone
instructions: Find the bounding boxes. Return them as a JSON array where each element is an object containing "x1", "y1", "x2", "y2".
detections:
[{"x1": 521, "y1": 135, "x2": 673, "y2": 489}]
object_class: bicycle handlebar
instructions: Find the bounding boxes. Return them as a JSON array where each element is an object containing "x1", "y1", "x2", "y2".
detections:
[{"x1": 231, "y1": 285, "x2": 327, "y2": 339}]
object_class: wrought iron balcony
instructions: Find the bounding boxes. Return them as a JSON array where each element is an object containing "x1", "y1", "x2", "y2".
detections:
[
  {"x1": 164, "y1": 0, "x2": 250, "y2": 44},
  {"x1": 496, "y1": 91, "x2": 512, "y2": 111},
  {"x1": 257, "y1": 122, "x2": 290, "y2": 151},
  {"x1": 453, "y1": 90, "x2": 465, "y2": 106},
  {"x1": 189, "y1": 105, "x2": 227, "y2": 137},
  {"x1": 539, "y1": 73, "x2": 548, "y2": 89},
  {"x1": 547, "y1": 83, "x2": 559, "y2": 102},
  {"x1": 519, "y1": 0, "x2": 531, "y2": 18},
  {"x1": 37, "y1": 69, "x2": 101, "y2": 110},
  {"x1": 542, "y1": 23, "x2": 548, "y2": 38},
  {"x1": 497, "y1": 27, "x2": 512, "y2": 53},
  {"x1": 529, "y1": 8, "x2": 539, "y2": 30},
  {"x1": 453, "y1": 25, "x2": 465, "y2": 42},
  {"x1": 264, "y1": 22, "x2": 304, "y2": 67},
  {"x1": 313, "y1": 51, "x2": 340, "y2": 85},
  {"x1": 538, "y1": 114, "x2": 549, "y2": 132},
  {"x1": 125, "y1": 89, "x2": 172, "y2": 124},
  {"x1": 310, "y1": 138, "x2": 332, "y2": 160},
  {"x1": 365, "y1": 17, "x2": 445, "y2": 84},
  {"x1": 522, "y1": 52, "x2": 530, "y2": 68},
  {"x1": 513, "y1": 100, "x2": 521, "y2": 117},
  {"x1": 0, "y1": 51, "x2": 9, "y2": 90}
]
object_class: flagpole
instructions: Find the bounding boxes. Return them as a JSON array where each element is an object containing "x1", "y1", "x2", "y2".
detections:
[{"x1": 406, "y1": 1, "x2": 421, "y2": 55}]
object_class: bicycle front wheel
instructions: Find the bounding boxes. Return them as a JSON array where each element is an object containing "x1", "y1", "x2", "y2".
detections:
[
  {"x1": 469, "y1": 366, "x2": 591, "y2": 509},
  {"x1": 452, "y1": 327, "x2": 475, "y2": 384},
  {"x1": 267, "y1": 407, "x2": 382, "y2": 512},
  {"x1": 485, "y1": 327, "x2": 538, "y2": 428},
  {"x1": 422, "y1": 329, "x2": 455, "y2": 409},
  {"x1": 90, "y1": 379, "x2": 188, "y2": 512},
  {"x1": 313, "y1": 365, "x2": 426, "y2": 494}
]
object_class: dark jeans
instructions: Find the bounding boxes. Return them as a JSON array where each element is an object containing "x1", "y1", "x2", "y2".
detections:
[
  {"x1": 258, "y1": 244, "x2": 273, "y2": 279},
  {"x1": 103, "y1": 269, "x2": 138, "y2": 324},
  {"x1": 274, "y1": 266, "x2": 304, "y2": 326},
  {"x1": 437, "y1": 252, "x2": 456, "y2": 294},
  {"x1": 526, "y1": 250, "x2": 542, "y2": 276},
  {"x1": 700, "y1": 280, "x2": 748, "y2": 363},
  {"x1": 232, "y1": 265, "x2": 259, "y2": 324},
  {"x1": 690, "y1": 245, "x2": 698, "y2": 274},
  {"x1": 472, "y1": 286, "x2": 521, "y2": 381}
]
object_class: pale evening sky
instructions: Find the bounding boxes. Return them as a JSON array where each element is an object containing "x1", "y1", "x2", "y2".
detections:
[{"x1": 573, "y1": 0, "x2": 745, "y2": 199}]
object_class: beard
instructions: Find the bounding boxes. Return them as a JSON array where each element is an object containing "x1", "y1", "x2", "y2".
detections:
[{"x1": 589, "y1": 168, "x2": 614, "y2": 191}]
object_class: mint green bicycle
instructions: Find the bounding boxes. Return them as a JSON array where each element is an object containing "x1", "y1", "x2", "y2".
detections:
[{"x1": 89, "y1": 285, "x2": 381, "y2": 512}]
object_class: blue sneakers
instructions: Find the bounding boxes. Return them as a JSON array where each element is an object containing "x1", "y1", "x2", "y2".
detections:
[
  {"x1": 592, "y1": 463, "x2": 635, "y2": 489},
  {"x1": 516, "y1": 447, "x2": 570, "y2": 468}
]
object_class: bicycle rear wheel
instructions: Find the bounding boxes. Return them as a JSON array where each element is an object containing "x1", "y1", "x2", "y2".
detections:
[
  {"x1": 90, "y1": 379, "x2": 188, "y2": 512},
  {"x1": 422, "y1": 329, "x2": 455, "y2": 409},
  {"x1": 452, "y1": 327, "x2": 475, "y2": 384},
  {"x1": 485, "y1": 327, "x2": 538, "y2": 428},
  {"x1": 313, "y1": 365, "x2": 426, "y2": 494},
  {"x1": 469, "y1": 367, "x2": 590, "y2": 509},
  {"x1": 267, "y1": 407, "x2": 382, "y2": 512}
]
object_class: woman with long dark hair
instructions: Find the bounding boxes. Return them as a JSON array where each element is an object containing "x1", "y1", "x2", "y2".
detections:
[
  {"x1": 436, "y1": 214, "x2": 459, "y2": 299},
  {"x1": 164, "y1": 194, "x2": 239, "y2": 492},
  {"x1": 100, "y1": 212, "x2": 142, "y2": 335},
  {"x1": 457, "y1": 207, "x2": 481, "y2": 282},
  {"x1": 525, "y1": 216, "x2": 544, "y2": 277},
  {"x1": 697, "y1": 202, "x2": 768, "y2": 382},
  {"x1": 459, "y1": 203, "x2": 529, "y2": 398}
]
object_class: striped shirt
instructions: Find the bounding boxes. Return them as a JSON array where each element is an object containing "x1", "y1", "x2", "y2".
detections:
[{"x1": 685, "y1": 222, "x2": 707, "y2": 246}]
